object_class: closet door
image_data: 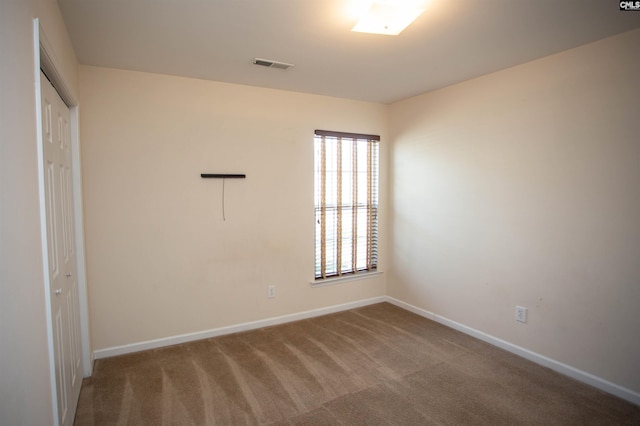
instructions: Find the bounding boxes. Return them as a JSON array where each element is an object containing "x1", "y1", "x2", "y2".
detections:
[{"x1": 41, "y1": 70, "x2": 83, "y2": 426}]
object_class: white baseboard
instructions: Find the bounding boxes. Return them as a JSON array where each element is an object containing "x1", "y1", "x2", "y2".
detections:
[
  {"x1": 385, "y1": 296, "x2": 640, "y2": 406},
  {"x1": 93, "y1": 294, "x2": 639, "y2": 406},
  {"x1": 93, "y1": 296, "x2": 387, "y2": 360}
]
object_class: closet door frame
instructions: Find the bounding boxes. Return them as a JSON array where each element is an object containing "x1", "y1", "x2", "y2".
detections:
[{"x1": 33, "y1": 18, "x2": 92, "y2": 425}]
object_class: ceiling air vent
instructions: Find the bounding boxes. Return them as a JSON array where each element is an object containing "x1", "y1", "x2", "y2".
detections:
[{"x1": 252, "y1": 58, "x2": 294, "y2": 70}]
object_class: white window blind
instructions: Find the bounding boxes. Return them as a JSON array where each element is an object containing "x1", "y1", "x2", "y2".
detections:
[{"x1": 314, "y1": 130, "x2": 379, "y2": 280}]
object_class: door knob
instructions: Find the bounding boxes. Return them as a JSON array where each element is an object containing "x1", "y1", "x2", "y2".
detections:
[
  {"x1": 66, "y1": 272, "x2": 72, "y2": 278},
  {"x1": 55, "y1": 288, "x2": 62, "y2": 295}
]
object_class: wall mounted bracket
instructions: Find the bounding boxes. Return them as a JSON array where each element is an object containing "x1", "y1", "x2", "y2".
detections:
[
  {"x1": 201, "y1": 174, "x2": 246, "y2": 179},
  {"x1": 200, "y1": 173, "x2": 246, "y2": 221}
]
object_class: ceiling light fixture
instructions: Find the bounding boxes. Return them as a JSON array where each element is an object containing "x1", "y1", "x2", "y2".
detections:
[{"x1": 351, "y1": 0, "x2": 425, "y2": 35}]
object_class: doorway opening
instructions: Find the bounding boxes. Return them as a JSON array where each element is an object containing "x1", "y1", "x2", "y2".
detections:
[{"x1": 34, "y1": 18, "x2": 91, "y2": 426}]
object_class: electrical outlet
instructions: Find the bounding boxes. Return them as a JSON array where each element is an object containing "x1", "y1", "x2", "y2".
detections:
[
  {"x1": 515, "y1": 306, "x2": 527, "y2": 323},
  {"x1": 268, "y1": 285, "x2": 275, "y2": 299}
]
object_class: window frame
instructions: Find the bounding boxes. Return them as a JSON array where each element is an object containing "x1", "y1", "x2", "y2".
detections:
[{"x1": 313, "y1": 129, "x2": 380, "y2": 281}]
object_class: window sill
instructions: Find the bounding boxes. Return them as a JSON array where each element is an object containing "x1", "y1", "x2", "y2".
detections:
[{"x1": 310, "y1": 271, "x2": 383, "y2": 288}]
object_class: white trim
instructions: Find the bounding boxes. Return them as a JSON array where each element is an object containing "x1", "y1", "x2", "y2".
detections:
[
  {"x1": 33, "y1": 19, "x2": 59, "y2": 426},
  {"x1": 38, "y1": 26, "x2": 76, "y2": 106},
  {"x1": 383, "y1": 296, "x2": 435, "y2": 320},
  {"x1": 92, "y1": 292, "x2": 640, "y2": 406},
  {"x1": 35, "y1": 19, "x2": 93, "y2": 426},
  {"x1": 70, "y1": 106, "x2": 93, "y2": 376},
  {"x1": 36, "y1": 19, "x2": 91, "y2": 378},
  {"x1": 94, "y1": 296, "x2": 387, "y2": 359},
  {"x1": 310, "y1": 270, "x2": 383, "y2": 287},
  {"x1": 385, "y1": 296, "x2": 640, "y2": 406}
]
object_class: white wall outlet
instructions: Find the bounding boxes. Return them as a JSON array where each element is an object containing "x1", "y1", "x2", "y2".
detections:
[
  {"x1": 515, "y1": 306, "x2": 527, "y2": 323},
  {"x1": 267, "y1": 285, "x2": 275, "y2": 299}
]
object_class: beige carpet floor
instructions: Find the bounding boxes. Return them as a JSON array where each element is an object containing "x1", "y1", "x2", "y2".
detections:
[{"x1": 74, "y1": 302, "x2": 640, "y2": 425}]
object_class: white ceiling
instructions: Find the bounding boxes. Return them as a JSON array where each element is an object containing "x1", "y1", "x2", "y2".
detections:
[{"x1": 58, "y1": 0, "x2": 640, "y2": 104}]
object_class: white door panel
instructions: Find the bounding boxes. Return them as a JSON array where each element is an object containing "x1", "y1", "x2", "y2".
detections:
[{"x1": 40, "y1": 71, "x2": 83, "y2": 426}]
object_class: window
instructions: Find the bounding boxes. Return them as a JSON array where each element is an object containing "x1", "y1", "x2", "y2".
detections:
[{"x1": 314, "y1": 130, "x2": 379, "y2": 280}]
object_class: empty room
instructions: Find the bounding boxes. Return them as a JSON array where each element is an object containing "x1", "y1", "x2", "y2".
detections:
[{"x1": 1, "y1": 0, "x2": 639, "y2": 424}]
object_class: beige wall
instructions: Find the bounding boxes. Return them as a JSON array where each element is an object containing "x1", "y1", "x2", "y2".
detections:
[
  {"x1": 0, "y1": 0, "x2": 79, "y2": 424},
  {"x1": 79, "y1": 66, "x2": 388, "y2": 351},
  {"x1": 389, "y1": 29, "x2": 640, "y2": 393}
]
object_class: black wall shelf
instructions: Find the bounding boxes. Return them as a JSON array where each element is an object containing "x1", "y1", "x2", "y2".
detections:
[{"x1": 201, "y1": 174, "x2": 246, "y2": 179}]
